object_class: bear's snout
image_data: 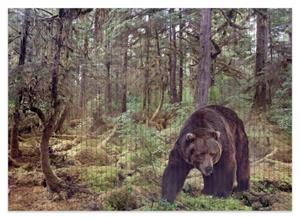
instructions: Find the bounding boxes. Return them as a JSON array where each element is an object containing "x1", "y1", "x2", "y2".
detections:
[
  {"x1": 204, "y1": 166, "x2": 213, "y2": 175},
  {"x1": 196, "y1": 164, "x2": 214, "y2": 176}
]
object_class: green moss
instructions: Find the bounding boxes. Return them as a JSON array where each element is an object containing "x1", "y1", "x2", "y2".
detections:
[
  {"x1": 103, "y1": 186, "x2": 139, "y2": 210},
  {"x1": 145, "y1": 194, "x2": 251, "y2": 211},
  {"x1": 80, "y1": 166, "x2": 118, "y2": 192},
  {"x1": 178, "y1": 194, "x2": 251, "y2": 211}
]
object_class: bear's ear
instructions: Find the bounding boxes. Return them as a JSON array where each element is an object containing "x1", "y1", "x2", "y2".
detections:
[
  {"x1": 212, "y1": 131, "x2": 221, "y2": 140},
  {"x1": 185, "y1": 133, "x2": 196, "y2": 142}
]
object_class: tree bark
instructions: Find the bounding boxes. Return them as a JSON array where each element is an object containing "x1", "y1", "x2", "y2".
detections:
[
  {"x1": 196, "y1": 9, "x2": 212, "y2": 108},
  {"x1": 10, "y1": 8, "x2": 30, "y2": 158},
  {"x1": 121, "y1": 35, "x2": 129, "y2": 113},
  {"x1": 79, "y1": 32, "x2": 89, "y2": 114},
  {"x1": 178, "y1": 9, "x2": 184, "y2": 102},
  {"x1": 55, "y1": 104, "x2": 69, "y2": 134},
  {"x1": 40, "y1": 9, "x2": 71, "y2": 192},
  {"x1": 252, "y1": 9, "x2": 271, "y2": 111},
  {"x1": 150, "y1": 29, "x2": 165, "y2": 121},
  {"x1": 94, "y1": 9, "x2": 107, "y2": 45},
  {"x1": 169, "y1": 9, "x2": 178, "y2": 103},
  {"x1": 143, "y1": 17, "x2": 151, "y2": 114},
  {"x1": 105, "y1": 40, "x2": 112, "y2": 113}
]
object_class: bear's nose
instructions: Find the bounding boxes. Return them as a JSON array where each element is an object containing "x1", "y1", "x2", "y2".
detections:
[{"x1": 205, "y1": 166, "x2": 213, "y2": 174}]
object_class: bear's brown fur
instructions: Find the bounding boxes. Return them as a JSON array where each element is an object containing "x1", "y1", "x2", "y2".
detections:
[{"x1": 161, "y1": 105, "x2": 249, "y2": 202}]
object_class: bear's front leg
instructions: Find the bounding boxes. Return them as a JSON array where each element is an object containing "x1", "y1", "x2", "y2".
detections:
[
  {"x1": 202, "y1": 158, "x2": 236, "y2": 198},
  {"x1": 202, "y1": 175, "x2": 214, "y2": 195},
  {"x1": 161, "y1": 149, "x2": 192, "y2": 202},
  {"x1": 212, "y1": 159, "x2": 236, "y2": 197}
]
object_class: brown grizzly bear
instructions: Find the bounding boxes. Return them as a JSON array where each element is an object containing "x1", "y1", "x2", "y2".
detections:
[{"x1": 161, "y1": 105, "x2": 249, "y2": 202}]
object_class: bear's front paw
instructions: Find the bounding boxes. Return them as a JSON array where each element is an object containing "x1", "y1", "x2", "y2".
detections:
[
  {"x1": 214, "y1": 190, "x2": 232, "y2": 198},
  {"x1": 201, "y1": 188, "x2": 213, "y2": 196}
]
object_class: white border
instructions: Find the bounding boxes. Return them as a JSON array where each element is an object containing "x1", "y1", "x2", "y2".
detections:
[{"x1": 1, "y1": 0, "x2": 299, "y2": 219}]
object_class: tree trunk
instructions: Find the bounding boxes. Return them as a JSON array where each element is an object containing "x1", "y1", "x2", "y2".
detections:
[
  {"x1": 79, "y1": 32, "x2": 89, "y2": 114},
  {"x1": 115, "y1": 65, "x2": 120, "y2": 102},
  {"x1": 196, "y1": 9, "x2": 212, "y2": 108},
  {"x1": 150, "y1": 29, "x2": 165, "y2": 121},
  {"x1": 268, "y1": 10, "x2": 273, "y2": 63},
  {"x1": 121, "y1": 35, "x2": 129, "y2": 113},
  {"x1": 40, "y1": 9, "x2": 70, "y2": 192},
  {"x1": 79, "y1": 64, "x2": 86, "y2": 114},
  {"x1": 178, "y1": 9, "x2": 184, "y2": 102},
  {"x1": 143, "y1": 17, "x2": 151, "y2": 114},
  {"x1": 169, "y1": 9, "x2": 178, "y2": 103},
  {"x1": 55, "y1": 104, "x2": 69, "y2": 134},
  {"x1": 105, "y1": 40, "x2": 112, "y2": 113},
  {"x1": 41, "y1": 108, "x2": 62, "y2": 192},
  {"x1": 252, "y1": 9, "x2": 271, "y2": 111},
  {"x1": 94, "y1": 9, "x2": 107, "y2": 45},
  {"x1": 10, "y1": 8, "x2": 30, "y2": 158},
  {"x1": 10, "y1": 93, "x2": 22, "y2": 158},
  {"x1": 94, "y1": 9, "x2": 101, "y2": 45}
]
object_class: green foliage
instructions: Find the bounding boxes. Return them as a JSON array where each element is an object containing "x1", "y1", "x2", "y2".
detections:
[
  {"x1": 145, "y1": 194, "x2": 251, "y2": 211},
  {"x1": 177, "y1": 193, "x2": 251, "y2": 211},
  {"x1": 115, "y1": 111, "x2": 168, "y2": 166},
  {"x1": 80, "y1": 166, "x2": 118, "y2": 192},
  {"x1": 269, "y1": 66, "x2": 292, "y2": 134},
  {"x1": 103, "y1": 186, "x2": 139, "y2": 210},
  {"x1": 145, "y1": 200, "x2": 178, "y2": 211}
]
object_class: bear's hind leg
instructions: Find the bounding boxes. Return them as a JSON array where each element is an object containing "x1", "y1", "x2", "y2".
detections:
[{"x1": 236, "y1": 128, "x2": 250, "y2": 192}]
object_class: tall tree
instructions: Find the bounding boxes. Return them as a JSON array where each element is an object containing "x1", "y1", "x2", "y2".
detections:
[
  {"x1": 39, "y1": 9, "x2": 70, "y2": 192},
  {"x1": 79, "y1": 31, "x2": 89, "y2": 114},
  {"x1": 121, "y1": 34, "x2": 129, "y2": 112},
  {"x1": 10, "y1": 8, "x2": 30, "y2": 158},
  {"x1": 169, "y1": 9, "x2": 178, "y2": 103},
  {"x1": 252, "y1": 9, "x2": 271, "y2": 110},
  {"x1": 38, "y1": 9, "x2": 96, "y2": 192},
  {"x1": 105, "y1": 38, "x2": 112, "y2": 113},
  {"x1": 150, "y1": 28, "x2": 166, "y2": 121},
  {"x1": 178, "y1": 9, "x2": 184, "y2": 102},
  {"x1": 196, "y1": 9, "x2": 212, "y2": 108},
  {"x1": 143, "y1": 15, "x2": 151, "y2": 113}
]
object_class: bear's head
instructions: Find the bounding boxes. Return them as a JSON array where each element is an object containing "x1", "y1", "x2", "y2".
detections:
[{"x1": 179, "y1": 128, "x2": 222, "y2": 176}]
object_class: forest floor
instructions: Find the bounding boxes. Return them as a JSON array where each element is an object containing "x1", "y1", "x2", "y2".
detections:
[{"x1": 8, "y1": 112, "x2": 292, "y2": 211}]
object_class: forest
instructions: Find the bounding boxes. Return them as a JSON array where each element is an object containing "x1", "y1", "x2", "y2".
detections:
[{"x1": 8, "y1": 8, "x2": 292, "y2": 211}]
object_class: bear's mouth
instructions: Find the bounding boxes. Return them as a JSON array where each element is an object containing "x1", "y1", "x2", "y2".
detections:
[
  {"x1": 197, "y1": 166, "x2": 213, "y2": 176},
  {"x1": 202, "y1": 171, "x2": 213, "y2": 176}
]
